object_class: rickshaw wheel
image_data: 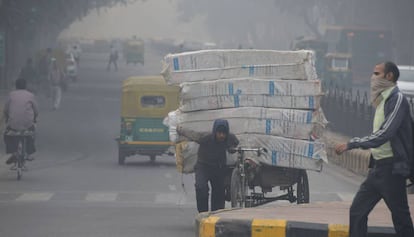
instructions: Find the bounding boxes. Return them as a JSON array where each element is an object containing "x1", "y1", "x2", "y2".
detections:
[
  {"x1": 118, "y1": 149, "x2": 126, "y2": 165},
  {"x1": 230, "y1": 168, "x2": 248, "y2": 208},
  {"x1": 296, "y1": 169, "x2": 310, "y2": 204}
]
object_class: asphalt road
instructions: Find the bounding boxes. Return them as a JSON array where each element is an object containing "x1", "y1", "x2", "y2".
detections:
[{"x1": 0, "y1": 45, "x2": 363, "y2": 237}]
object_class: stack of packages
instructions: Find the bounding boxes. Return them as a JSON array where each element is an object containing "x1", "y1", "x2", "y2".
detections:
[{"x1": 162, "y1": 49, "x2": 328, "y2": 174}]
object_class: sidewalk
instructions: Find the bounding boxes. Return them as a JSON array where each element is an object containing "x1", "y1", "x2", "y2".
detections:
[{"x1": 196, "y1": 195, "x2": 414, "y2": 237}]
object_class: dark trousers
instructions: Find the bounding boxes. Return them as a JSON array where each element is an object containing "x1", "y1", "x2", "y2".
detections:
[
  {"x1": 107, "y1": 57, "x2": 118, "y2": 71},
  {"x1": 349, "y1": 160, "x2": 414, "y2": 237},
  {"x1": 194, "y1": 163, "x2": 226, "y2": 213}
]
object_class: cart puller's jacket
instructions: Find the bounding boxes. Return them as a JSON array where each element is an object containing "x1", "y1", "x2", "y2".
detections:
[
  {"x1": 177, "y1": 119, "x2": 239, "y2": 167},
  {"x1": 347, "y1": 87, "x2": 414, "y2": 178}
]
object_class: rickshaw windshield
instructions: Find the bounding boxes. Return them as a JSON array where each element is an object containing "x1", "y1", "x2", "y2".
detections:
[
  {"x1": 141, "y1": 96, "x2": 166, "y2": 108},
  {"x1": 121, "y1": 76, "x2": 179, "y2": 118}
]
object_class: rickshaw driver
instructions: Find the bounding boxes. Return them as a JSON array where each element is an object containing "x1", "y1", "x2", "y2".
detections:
[{"x1": 177, "y1": 119, "x2": 239, "y2": 213}]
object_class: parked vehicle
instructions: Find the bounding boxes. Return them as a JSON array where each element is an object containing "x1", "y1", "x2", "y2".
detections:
[
  {"x1": 397, "y1": 65, "x2": 414, "y2": 97},
  {"x1": 117, "y1": 76, "x2": 179, "y2": 165}
]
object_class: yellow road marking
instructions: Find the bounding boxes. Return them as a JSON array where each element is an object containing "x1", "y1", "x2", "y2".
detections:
[
  {"x1": 199, "y1": 216, "x2": 220, "y2": 237},
  {"x1": 252, "y1": 219, "x2": 287, "y2": 237},
  {"x1": 328, "y1": 224, "x2": 349, "y2": 237}
]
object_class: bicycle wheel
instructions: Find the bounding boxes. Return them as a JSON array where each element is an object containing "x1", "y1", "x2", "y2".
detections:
[
  {"x1": 16, "y1": 141, "x2": 23, "y2": 180},
  {"x1": 230, "y1": 168, "x2": 247, "y2": 208}
]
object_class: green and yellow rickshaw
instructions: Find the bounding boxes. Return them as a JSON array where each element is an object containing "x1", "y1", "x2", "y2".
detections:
[
  {"x1": 117, "y1": 75, "x2": 179, "y2": 165},
  {"x1": 123, "y1": 39, "x2": 145, "y2": 65}
]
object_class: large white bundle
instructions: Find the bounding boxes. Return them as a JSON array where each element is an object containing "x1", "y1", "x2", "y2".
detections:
[
  {"x1": 169, "y1": 107, "x2": 326, "y2": 140},
  {"x1": 163, "y1": 63, "x2": 317, "y2": 85},
  {"x1": 180, "y1": 78, "x2": 321, "y2": 100},
  {"x1": 163, "y1": 49, "x2": 315, "y2": 71},
  {"x1": 180, "y1": 118, "x2": 318, "y2": 140},
  {"x1": 172, "y1": 107, "x2": 324, "y2": 124},
  {"x1": 237, "y1": 134, "x2": 326, "y2": 171},
  {"x1": 180, "y1": 95, "x2": 321, "y2": 112}
]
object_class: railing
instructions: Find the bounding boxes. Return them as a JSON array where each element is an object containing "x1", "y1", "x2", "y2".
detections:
[{"x1": 321, "y1": 86, "x2": 414, "y2": 138}]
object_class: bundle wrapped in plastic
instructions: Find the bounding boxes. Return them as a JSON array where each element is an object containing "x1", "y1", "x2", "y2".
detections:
[
  {"x1": 163, "y1": 63, "x2": 317, "y2": 85},
  {"x1": 180, "y1": 94, "x2": 321, "y2": 112},
  {"x1": 236, "y1": 134, "x2": 326, "y2": 171},
  {"x1": 167, "y1": 108, "x2": 327, "y2": 140},
  {"x1": 163, "y1": 49, "x2": 315, "y2": 71},
  {"x1": 180, "y1": 78, "x2": 322, "y2": 100},
  {"x1": 175, "y1": 141, "x2": 199, "y2": 173}
]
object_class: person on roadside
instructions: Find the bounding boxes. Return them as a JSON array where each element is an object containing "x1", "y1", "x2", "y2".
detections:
[
  {"x1": 107, "y1": 44, "x2": 118, "y2": 71},
  {"x1": 48, "y1": 58, "x2": 64, "y2": 110},
  {"x1": 335, "y1": 61, "x2": 414, "y2": 237},
  {"x1": 72, "y1": 45, "x2": 81, "y2": 66},
  {"x1": 3, "y1": 78, "x2": 38, "y2": 165},
  {"x1": 177, "y1": 119, "x2": 239, "y2": 213},
  {"x1": 19, "y1": 58, "x2": 38, "y2": 94},
  {"x1": 37, "y1": 48, "x2": 54, "y2": 97}
]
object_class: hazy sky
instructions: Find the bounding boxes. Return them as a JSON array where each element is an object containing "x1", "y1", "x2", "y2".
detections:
[{"x1": 60, "y1": 0, "x2": 210, "y2": 42}]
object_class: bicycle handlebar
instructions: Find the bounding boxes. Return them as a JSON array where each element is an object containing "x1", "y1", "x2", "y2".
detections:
[{"x1": 229, "y1": 147, "x2": 268, "y2": 155}]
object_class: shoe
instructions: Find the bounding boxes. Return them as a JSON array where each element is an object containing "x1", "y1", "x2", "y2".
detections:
[{"x1": 6, "y1": 155, "x2": 16, "y2": 165}]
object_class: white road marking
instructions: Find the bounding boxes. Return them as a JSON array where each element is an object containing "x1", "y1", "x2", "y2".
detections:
[
  {"x1": 338, "y1": 192, "x2": 355, "y2": 202},
  {"x1": 168, "y1": 184, "x2": 177, "y2": 191},
  {"x1": 155, "y1": 193, "x2": 187, "y2": 204},
  {"x1": 85, "y1": 192, "x2": 118, "y2": 202},
  {"x1": 16, "y1": 192, "x2": 54, "y2": 201}
]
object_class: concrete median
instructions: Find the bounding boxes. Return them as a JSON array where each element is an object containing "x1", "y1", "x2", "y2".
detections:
[
  {"x1": 195, "y1": 196, "x2": 414, "y2": 237},
  {"x1": 194, "y1": 130, "x2": 414, "y2": 237}
]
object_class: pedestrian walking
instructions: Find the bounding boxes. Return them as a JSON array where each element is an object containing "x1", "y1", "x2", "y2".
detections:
[
  {"x1": 335, "y1": 61, "x2": 414, "y2": 237},
  {"x1": 177, "y1": 119, "x2": 239, "y2": 213},
  {"x1": 48, "y1": 58, "x2": 64, "y2": 110},
  {"x1": 107, "y1": 45, "x2": 118, "y2": 71}
]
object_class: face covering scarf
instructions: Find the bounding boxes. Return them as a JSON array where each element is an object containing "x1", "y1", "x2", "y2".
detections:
[{"x1": 370, "y1": 76, "x2": 395, "y2": 107}]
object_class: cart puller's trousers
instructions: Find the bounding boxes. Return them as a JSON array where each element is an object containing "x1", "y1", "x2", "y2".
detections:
[
  {"x1": 349, "y1": 158, "x2": 414, "y2": 237},
  {"x1": 195, "y1": 163, "x2": 226, "y2": 213}
]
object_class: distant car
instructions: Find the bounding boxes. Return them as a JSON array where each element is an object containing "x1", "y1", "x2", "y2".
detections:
[{"x1": 397, "y1": 65, "x2": 414, "y2": 96}]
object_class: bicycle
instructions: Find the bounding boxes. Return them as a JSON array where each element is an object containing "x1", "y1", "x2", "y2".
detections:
[
  {"x1": 6, "y1": 129, "x2": 35, "y2": 180},
  {"x1": 229, "y1": 147, "x2": 267, "y2": 208},
  {"x1": 229, "y1": 146, "x2": 310, "y2": 208}
]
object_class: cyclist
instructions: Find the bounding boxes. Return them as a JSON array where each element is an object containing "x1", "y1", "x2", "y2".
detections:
[
  {"x1": 3, "y1": 78, "x2": 38, "y2": 165},
  {"x1": 177, "y1": 119, "x2": 239, "y2": 213}
]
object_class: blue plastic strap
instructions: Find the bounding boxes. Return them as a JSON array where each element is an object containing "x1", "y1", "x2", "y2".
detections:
[
  {"x1": 272, "y1": 150, "x2": 277, "y2": 165},
  {"x1": 228, "y1": 83, "x2": 234, "y2": 95},
  {"x1": 308, "y1": 143, "x2": 314, "y2": 158},
  {"x1": 234, "y1": 95, "x2": 240, "y2": 107},
  {"x1": 269, "y1": 81, "x2": 275, "y2": 96},
  {"x1": 266, "y1": 119, "x2": 271, "y2": 134},
  {"x1": 173, "y1": 57, "x2": 179, "y2": 71}
]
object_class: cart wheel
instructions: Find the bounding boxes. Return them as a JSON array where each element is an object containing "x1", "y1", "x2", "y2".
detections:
[
  {"x1": 230, "y1": 168, "x2": 250, "y2": 207},
  {"x1": 149, "y1": 155, "x2": 156, "y2": 163},
  {"x1": 118, "y1": 149, "x2": 126, "y2": 165},
  {"x1": 296, "y1": 169, "x2": 310, "y2": 204}
]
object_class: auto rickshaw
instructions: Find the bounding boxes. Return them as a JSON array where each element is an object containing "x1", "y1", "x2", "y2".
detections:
[
  {"x1": 123, "y1": 38, "x2": 145, "y2": 65},
  {"x1": 323, "y1": 53, "x2": 352, "y2": 90},
  {"x1": 117, "y1": 75, "x2": 179, "y2": 165}
]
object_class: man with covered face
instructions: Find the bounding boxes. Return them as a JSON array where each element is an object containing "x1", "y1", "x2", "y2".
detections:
[
  {"x1": 177, "y1": 119, "x2": 239, "y2": 213},
  {"x1": 335, "y1": 61, "x2": 414, "y2": 237}
]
